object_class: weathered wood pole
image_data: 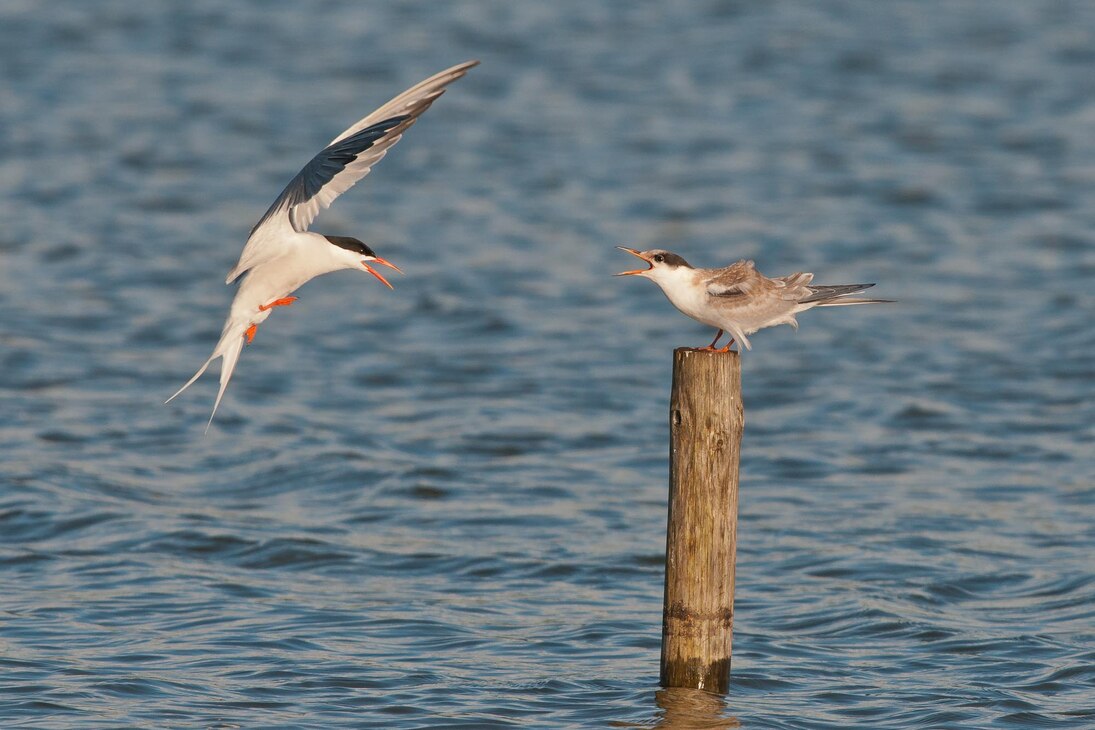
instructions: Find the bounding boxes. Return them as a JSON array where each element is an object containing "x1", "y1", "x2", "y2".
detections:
[{"x1": 660, "y1": 348, "x2": 743, "y2": 694}]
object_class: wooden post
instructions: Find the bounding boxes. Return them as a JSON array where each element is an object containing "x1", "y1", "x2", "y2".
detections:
[{"x1": 660, "y1": 348, "x2": 743, "y2": 694}]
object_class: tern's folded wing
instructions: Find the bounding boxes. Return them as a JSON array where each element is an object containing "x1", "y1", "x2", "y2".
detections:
[{"x1": 704, "y1": 260, "x2": 759, "y2": 298}]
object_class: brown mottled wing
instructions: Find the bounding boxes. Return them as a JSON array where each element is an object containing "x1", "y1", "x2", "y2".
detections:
[
  {"x1": 704, "y1": 260, "x2": 762, "y2": 298},
  {"x1": 773, "y1": 271, "x2": 815, "y2": 302}
]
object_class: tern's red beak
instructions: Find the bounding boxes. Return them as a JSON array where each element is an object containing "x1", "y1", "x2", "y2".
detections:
[
  {"x1": 614, "y1": 246, "x2": 652, "y2": 276},
  {"x1": 362, "y1": 256, "x2": 402, "y2": 290}
]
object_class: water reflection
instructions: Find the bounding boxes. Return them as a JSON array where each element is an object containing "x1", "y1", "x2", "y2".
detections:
[
  {"x1": 653, "y1": 688, "x2": 741, "y2": 729},
  {"x1": 614, "y1": 687, "x2": 741, "y2": 729}
]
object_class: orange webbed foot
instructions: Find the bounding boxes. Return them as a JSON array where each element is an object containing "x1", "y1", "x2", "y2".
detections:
[
  {"x1": 259, "y1": 296, "x2": 298, "y2": 312},
  {"x1": 699, "y1": 329, "x2": 724, "y2": 351},
  {"x1": 244, "y1": 324, "x2": 258, "y2": 344}
]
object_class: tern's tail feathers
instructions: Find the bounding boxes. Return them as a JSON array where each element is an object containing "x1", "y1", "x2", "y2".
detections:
[
  {"x1": 165, "y1": 319, "x2": 248, "y2": 432},
  {"x1": 803, "y1": 283, "x2": 893, "y2": 307},
  {"x1": 165, "y1": 357, "x2": 214, "y2": 405},
  {"x1": 726, "y1": 324, "x2": 752, "y2": 351},
  {"x1": 205, "y1": 334, "x2": 244, "y2": 432},
  {"x1": 813, "y1": 297, "x2": 894, "y2": 306}
]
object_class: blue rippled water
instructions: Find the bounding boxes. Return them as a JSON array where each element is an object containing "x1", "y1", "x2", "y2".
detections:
[{"x1": 2, "y1": 1, "x2": 1093, "y2": 728}]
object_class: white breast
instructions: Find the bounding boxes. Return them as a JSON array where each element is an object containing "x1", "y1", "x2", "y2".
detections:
[
  {"x1": 652, "y1": 268, "x2": 723, "y2": 328},
  {"x1": 228, "y1": 233, "x2": 347, "y2": 322}
]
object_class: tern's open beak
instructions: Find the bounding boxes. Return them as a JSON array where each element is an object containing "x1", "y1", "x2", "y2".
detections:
[
  {"x1": 614, "y1": 246, "x2": 652, "y2": 276},
  {"x1": 362, "y1": 256, "x2": 402, "y2": 290}
]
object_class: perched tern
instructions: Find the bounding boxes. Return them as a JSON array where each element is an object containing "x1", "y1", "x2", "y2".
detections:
[
  {"x1": 616, "y1": 247, "x2": 890, "y2": 351},
  {"x1": 167, "y1": 60, "x2": 478, "y2": 428}
]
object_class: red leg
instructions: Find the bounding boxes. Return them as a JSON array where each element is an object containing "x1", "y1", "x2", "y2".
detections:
[
  {"x1": 244, "y1": 324, "x2": 257, "y2": 344},
  {"x1": 259, "y1": 296, "x2": 298, "y2": 312},
  {"x1": 716, "y1": 338, "x2": 736, "y2": 353},
  {"x1": 699, "y1": 329, "x2": 724, "y2": 351}
]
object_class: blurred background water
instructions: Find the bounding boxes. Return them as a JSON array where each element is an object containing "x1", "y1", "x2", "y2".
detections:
[{"x1": 1, "y1": 1, "x2": 1093, "y2": 728}]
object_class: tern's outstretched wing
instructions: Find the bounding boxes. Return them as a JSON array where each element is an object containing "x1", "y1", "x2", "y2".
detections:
[
  {"x1": 226, "y1": 60, "x2": 478, "y2": 283},
  {"x1": 249, "y1": 116, "x2": 408, "y2": 238}
]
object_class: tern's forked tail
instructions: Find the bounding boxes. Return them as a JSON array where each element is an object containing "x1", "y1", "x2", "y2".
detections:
[{"x1": 165, "y1": 318, "x2": 248, "y2": 432}]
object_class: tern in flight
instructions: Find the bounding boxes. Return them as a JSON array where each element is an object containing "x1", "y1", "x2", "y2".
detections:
[
  {"x1": 167, "y1": 61, "x2": 478, "y2": 428},
  {"x1": 616, "y1": 247, "x2": 890, "y2": 351}
]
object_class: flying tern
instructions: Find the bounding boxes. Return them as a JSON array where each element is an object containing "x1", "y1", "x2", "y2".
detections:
[
  {"x1": 616, "y1": 247, "x2": 890, "y2": 351},
  {"x1": 167, "y1": 60, "x2": 478, "y2": 428}
]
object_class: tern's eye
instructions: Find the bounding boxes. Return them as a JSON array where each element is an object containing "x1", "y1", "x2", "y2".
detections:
[{"x1": 654, "y1": 254, "x2": 664, "y2": 263}]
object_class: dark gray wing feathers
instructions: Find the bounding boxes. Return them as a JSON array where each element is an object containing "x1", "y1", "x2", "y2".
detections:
[{"x1": 249, "y1": 115, "x2": 408, "y2": 237}]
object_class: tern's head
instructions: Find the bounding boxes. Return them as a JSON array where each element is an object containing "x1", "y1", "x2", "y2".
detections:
[
  {"x1": 615, "y1": 247, "x2": 692, "y2": 283},
  {"x1": 324, "y1": 235, "x2": 403, "y2": 289}
]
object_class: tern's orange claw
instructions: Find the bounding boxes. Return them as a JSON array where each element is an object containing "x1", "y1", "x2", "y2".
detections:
[
  {"x1": 259, "y1": 296, "x2": 298, "y2": 312},
  {"x1": 244, "y1": 324, "x2": 257, "y2": 344}
]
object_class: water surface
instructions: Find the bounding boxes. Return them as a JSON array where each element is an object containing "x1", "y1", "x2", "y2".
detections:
[{"x1": 1, "y1": 1, "x2": 1093, "y2": 728}]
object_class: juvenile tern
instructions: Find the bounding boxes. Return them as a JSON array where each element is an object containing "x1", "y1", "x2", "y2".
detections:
[
  {"x1": 616, "y1": 247, "x2": 890, "y2": 351},
  {"x1": 167, "y1": 60, "x2": 478, "y2": 428}
]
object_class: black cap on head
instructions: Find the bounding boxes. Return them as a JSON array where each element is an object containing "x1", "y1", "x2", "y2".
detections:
[
  {"x1": 644, "y1": 249, "x2": 691, "y2": 269},
  {"x1": 325, "y1": 235, "x2": 376, "y2": 258}
]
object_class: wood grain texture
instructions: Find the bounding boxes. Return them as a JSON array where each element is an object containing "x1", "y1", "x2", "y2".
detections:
[{"x1": 660, "y1": 348, "x2": 744, "y2": 694}]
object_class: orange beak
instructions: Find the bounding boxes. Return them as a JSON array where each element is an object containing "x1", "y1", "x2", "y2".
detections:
[
  {"x1": 615, "y1": 246, "x2": 652, "y2": 276},
  {"x1": 362, "y1": 256, "x2": 402, "y2": 290}
]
